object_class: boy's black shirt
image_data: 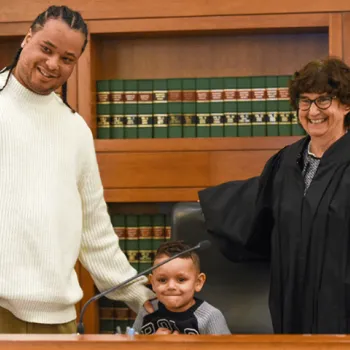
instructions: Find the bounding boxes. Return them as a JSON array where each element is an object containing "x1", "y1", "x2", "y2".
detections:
[{"x1": 140, "y1": 298, "x2": 204, "y2": 334}]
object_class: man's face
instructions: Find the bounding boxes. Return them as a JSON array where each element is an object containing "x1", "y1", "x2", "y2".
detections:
[
  {"x1": 14, "y1": 19, "x2": 85, "y2": 95},
  {"x1": 298, "y1": 92, "x2": 349, "y2": 139},
  {"x1": 150, "y1": 256, "x2": 205, "y2": 312}
]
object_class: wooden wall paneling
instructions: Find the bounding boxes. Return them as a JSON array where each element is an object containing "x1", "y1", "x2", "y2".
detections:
[
  {"x1": 77, "y1": 34, "x2": 96, "y2": 135},
  {"x1": 209, "y1": 150, "x2": 277, "y2": 185},
  {"x1": 87, "y1": 13, "x2": 329, "y2": 34},
  {"x1": 67, "y1": 67, "x2": 78, "y2": 111},
  {"x1": 78, "y1": 34, "x2": 99, "y2": 333},
  {"x1": 103, "y1": 188, "x2": 205, "y2": 203},
  {"x1": 97, "y1": 152, "x2": 211, "y2": 189},
  {"x1": 94, "y1": 32, "x2": 329, "y2": 81},
  {"x1": 78, "y1": 266, "x2": 98, "y2": 334},
  {"x1": 329, "y1": 13, "x2": 343, "y2": 58},
  {"x1": 343, "y1": 13, "x2": 350, "y2": 65},
  {"x1": 0, "y1": 22, "x2": 29, "y2": 36},
  {"x1": 0, "y1": 37, "x2": 22, "y2": 69},
  {"x1": 2, "y1": 0, "x2": 350, "y2": 22},
  {"x1": 94, "y1": 137, "x2": 300, "y2": 153}
]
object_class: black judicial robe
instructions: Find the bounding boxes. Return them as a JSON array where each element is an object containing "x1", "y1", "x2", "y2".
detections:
[{"x1": 199, "y1": 133, "x2": 350, "y2": 334}]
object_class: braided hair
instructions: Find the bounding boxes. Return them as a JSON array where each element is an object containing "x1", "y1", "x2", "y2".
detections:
[{"x1": 0, "y1": 5, "x2": 88, "y2": 112}]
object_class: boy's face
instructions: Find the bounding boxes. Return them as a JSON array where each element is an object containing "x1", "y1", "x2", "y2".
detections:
[{"x1": 150, "y1": 255, "x2": 206, "y2": 312}]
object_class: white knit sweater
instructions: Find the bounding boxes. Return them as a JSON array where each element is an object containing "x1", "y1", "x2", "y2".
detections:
[{"x1": 0, "y1": 72, "x2": 154, "y2": 324}]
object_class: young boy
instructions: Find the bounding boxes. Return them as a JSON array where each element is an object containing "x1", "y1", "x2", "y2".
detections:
[{"x1": 133, "y1": 241, "x2": 231, "y2": 335}]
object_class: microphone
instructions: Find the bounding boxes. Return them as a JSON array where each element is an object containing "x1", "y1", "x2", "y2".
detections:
[{"x1": 76, "y1": 240, "x2": 211, "y2": 334}]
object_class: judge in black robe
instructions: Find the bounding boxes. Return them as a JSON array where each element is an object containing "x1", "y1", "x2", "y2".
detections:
[{"x1": 198, "y1": 58, "x2": 350, "y2": 334}]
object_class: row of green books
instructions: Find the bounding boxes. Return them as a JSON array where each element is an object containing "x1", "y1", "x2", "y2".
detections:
[
  {"x1": 96, "y1": 76, "x2": 306, "y2": 139},
  {"x1": 99, "y1": 213, "x2": 171, "y2": 334}
]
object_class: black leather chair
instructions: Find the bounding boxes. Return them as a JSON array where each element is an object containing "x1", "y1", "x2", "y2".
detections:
[{"x1": 170, "y1": 202, "x2": 273, "y2": 334}]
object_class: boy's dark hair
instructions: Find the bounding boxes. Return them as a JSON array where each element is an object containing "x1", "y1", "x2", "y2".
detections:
[
  {"x1": 154, "y1": 240, "x2": 201, "y2": 271},
  {"x1": 0, "y1": 5, "x2": 88, "y2": 112},
  {"x1": 289, "y1": 57, "x2": 350, "y2": 129}
]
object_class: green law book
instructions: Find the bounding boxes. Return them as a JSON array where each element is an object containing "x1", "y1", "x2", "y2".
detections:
[
  {"x1": 196, "y1": 78, "x2": 210, "y2": 138},
  {"x1": 126, "y1": 215, "x2": 139, "y2": 272},
  {"x1": 152, "y1": 214, "x2": 166, "y2": 262},
  {"x1": 265, "y1": 76, "x2": 279, "y2": 136},
  {"x1": 110, "y1": 79, "x2": 125, "y2": 139},
  {"x1": 137, "y1": 79, "x2": 153, "y2": 138},
  {"x1": 291, "y1": 110, "x2": 306, "y2": 136},
  {"x1": 96, "y1": 80, "x2": 111, "y2": 139},
  {"x1": 138, "y1": 215, "x2": 153, "y2": 271},
  {"x1": 112, "y1": 214, "x2": 126, "y2": 252},
  {"x1": 167, "y1": 78, "x2": 183, "y2": 138},
  {"x1": 251, "y1": 76, "x2": 266, "y2": 137},
  {"x1": 224, "y1": 77, "x2": 238, "y2": 137},
  {"x1": 237, "y1": 77, "x2": 252, "y2": 137},
  {"x1": 182, "y1": 78, "x2": 197, "y2": 138},
  {"x1": 99, "y1": 298, "x2": 129, "y2": 334},
  {"x1": 124, "y1": 80, "x2": 138, "y2": 139},
  {"x1": 153, "y1": 79, "x2": 168, "y2": 138},
  {"x1": 277, "y1": 75, "x2": 292, "y2": 136},
  {"x1": 210, "y1": 77, "x2": 224, "y2": 137},
  {"x1": 165, "y1": 214, "x2": 171, "y2": 242}
]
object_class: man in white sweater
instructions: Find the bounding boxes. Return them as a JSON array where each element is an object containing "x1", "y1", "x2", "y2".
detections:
[{"x1": 0, "y1": 5, "x2": 154, "y2": 333}]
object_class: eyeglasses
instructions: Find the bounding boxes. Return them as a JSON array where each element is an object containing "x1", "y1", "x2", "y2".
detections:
[{"x1": 297, "y1": 96, "x2": 336, "y2": 111}]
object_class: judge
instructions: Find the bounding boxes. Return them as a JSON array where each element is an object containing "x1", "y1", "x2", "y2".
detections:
[{"x1": 199, "y1": 57, "x2": 350, "y2": 334}]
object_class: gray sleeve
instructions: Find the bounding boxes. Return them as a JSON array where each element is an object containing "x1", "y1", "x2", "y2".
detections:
[
  {"x1": 132, "y1": 299, "x2": 159, "y2": 333},
  {"x1": 132, "y1": 306, "x2": 148, "y2": 333},
  {"x1": 195, "y1": 302, "x2": 231, "y2": 335}
]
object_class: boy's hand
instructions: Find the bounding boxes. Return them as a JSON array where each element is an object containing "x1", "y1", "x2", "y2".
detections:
[
  {"x1": 143, "y1": 300, "x2": 154, "y2": 313},
  {"x1": 155, "y1": 327, "x2": 172, "y2": 334},
  {"x1": 155, "y1": 328, "x2": 180, "y2": 335}
]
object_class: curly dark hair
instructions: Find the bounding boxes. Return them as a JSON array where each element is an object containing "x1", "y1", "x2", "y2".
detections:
[
  {"x1": 289, "y1": 57, "x2": 350, "y2": 129},
  {"x1": 154, "y1": 240, "x2": 200, "y2": 271}
]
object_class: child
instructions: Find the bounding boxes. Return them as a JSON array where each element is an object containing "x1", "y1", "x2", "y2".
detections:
[{"x1": 133, "y1": 240, "x2": 231, "y2": 335}]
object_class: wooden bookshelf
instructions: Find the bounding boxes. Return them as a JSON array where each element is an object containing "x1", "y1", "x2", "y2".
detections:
[
  {"x1": 94, "y1": 137, "x2": 300, "y2": 202},
  {"x1": 74, "y1": 9, "x2": 350, "y2": 334},
  {"x1": 1, "y1": 0, "x2": 350, "y2": 335}
]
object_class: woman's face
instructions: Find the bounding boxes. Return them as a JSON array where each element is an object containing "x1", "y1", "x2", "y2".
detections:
[{"x1": 298, "y1": 92, "x2": 349, "y2": 140}]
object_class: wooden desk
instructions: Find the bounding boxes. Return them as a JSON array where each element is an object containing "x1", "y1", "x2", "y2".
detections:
[{"x1": 1, "y1": 334, "x2": 350, "y2": 349}]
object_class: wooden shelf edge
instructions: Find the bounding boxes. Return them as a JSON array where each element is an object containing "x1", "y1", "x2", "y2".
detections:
[
  {"x1": 88, "y1": 13, "x2": 329, "y2": 35},
  {"x1": 103, "y1": 188, "x2": 205, "y2": 203},
  {"x1": 95, "y1": 136, "x2": 302, "y2": 153}
]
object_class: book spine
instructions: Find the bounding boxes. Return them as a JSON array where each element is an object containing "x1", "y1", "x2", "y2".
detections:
[
  {"x1": 167, "y1": 78, "x2": 183, "y2": 138},
  {"x1": 237, "y1": 77, "x2": 252, "y2": 137},
  {"x1": 277, "y1": 75, "x2": 292, "y2": 136},
  {"x1": 291, "y1": 110, "x2": 306, "y2": 135},
  {"x1": 124, "y1": 80, "x2": 138, "y2": 139},
  {"x1": 210, "y1": 77, "x2": 224, "y2": 137},
  {"x1": 165, "y1": 214, "x2": 171, "y2": 242},
  {"x1": 251, "y1": 76, "x2": 266, "y2": 137},
  {"x1": 224, "y1": 77, "x2": 237, "y2": 137},
  {"x1": 138, "y1": 214, "x2": 153, "y2": 271},
  {"x1": 196, "y1": 78, "x2": 210, "y2": 138},
  {"x1": 126, "y1": 214, "x2": 139, "y2": 272},
  {"x1": 153, "y1": 79, "x2": 168, "y2": 138},
  {"x1": 152, "y1": 214, "x2": 166, "y2": 257},
  {"x1": 110, "y1": 79, "x2": 125, "y2": 139},
  {"x1": 137, "y1": 80, "x2": 153, "y2": 139},
  {"x1": 182, "y1": 78, "x2": 197, "y2": 138},
  {"x1": 96, "y1": 80, "x2": 111, "y2": 139},
  {"x1": 265, "y1": 76, "x2": 279, "y2": 136}
]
